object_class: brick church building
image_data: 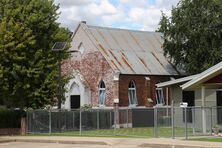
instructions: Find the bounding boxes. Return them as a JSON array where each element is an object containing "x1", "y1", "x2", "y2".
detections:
[{"x1": 62, "y1": 22, "x2": 183, "y2": 109}]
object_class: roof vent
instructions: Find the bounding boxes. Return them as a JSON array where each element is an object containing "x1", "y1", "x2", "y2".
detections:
[{"x1": 81, "y1": 21, "x2": 86, "y2": 24}]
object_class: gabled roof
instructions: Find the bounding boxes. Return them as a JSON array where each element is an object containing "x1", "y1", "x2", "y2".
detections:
[
  {"x1": 79, "y1": 23, "x2": 182, "y2": 76},
  {"x1": 182, "y1": 61, "x2": 222, "y2": 90},
  {"x1": 156, "y1": 61, "x2": 222, "y2": 90},
  {"x1": 156, "y1": 74, "x2": 199, "y2": 88}
]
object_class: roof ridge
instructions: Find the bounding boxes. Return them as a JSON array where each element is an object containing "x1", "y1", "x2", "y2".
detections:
[{"x1": 87, "y1": 24, "x2": 162, "y2": 34}]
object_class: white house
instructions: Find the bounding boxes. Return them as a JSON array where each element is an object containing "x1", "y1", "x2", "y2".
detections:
[{"x1": 156, "y1": 61, "x2": 222, "y2": 134}]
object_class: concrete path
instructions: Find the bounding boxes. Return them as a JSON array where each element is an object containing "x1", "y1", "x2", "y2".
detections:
[{"x1": 0, "y1": 136, "x2": 222, "y2": 148}]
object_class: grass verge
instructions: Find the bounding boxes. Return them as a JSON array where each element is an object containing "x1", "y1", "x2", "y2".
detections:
[
  {"x1": 27, "y1": 127, "x2": 193, "y2": 138},
  {"x1": 190, "y1": 137, "x2": 222, "y2": 142}
]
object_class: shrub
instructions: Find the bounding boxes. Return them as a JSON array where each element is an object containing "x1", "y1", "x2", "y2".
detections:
[{"x1": 0, "y1": 108, "x2": 26, "y2": 128}]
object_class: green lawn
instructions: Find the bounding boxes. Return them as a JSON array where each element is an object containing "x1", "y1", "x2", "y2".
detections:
[
  {"x1": 28, "y1": 127, "x2": 193, "y2": 138},
  {"x1": 190, "y1": 137, "x2": 222, "y2": 142}
]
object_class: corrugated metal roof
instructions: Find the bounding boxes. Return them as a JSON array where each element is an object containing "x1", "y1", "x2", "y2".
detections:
[{"x1": 84, "y1": 24, "x2": 181, "y2": 75}]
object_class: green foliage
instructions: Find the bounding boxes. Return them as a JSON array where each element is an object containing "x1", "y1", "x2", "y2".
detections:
[
  {"x1": 158, "y1": 0, "x2": 222, "y2": 74},
  {"x1": 81, "y1": 104, "x2": 93, "y2": 110},
  {"x1": 0, "y1": 107, "x2": 26, "y2": 128},
  {"x1": 0, "y1": 0, "x2": 71, "y2": 109}
]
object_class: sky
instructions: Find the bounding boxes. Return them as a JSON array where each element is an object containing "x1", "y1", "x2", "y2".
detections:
[{"x1": 54, "y1": 0, "x2": 179, "y2": 31}]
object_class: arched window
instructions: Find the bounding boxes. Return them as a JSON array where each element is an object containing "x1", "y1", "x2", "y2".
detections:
[
  {"x1": 128, "y1": 81, "x2": 137, "y2": 106},
  {"x1": 155, "y1": 87, "x2": 165, "y2": 105},
  {"x1": 155, "y1": 81, "x2": 165, "y2": 106},
  {"x1": 99, "y1": 80, "x2": 106, "y2": 105},
  {"x1": 78, "y1": 42, "x2": 85, "y2": 54}
]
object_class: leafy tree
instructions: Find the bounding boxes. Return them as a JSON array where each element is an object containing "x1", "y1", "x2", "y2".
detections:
[
  {"x1": 158, "y1": 0, "x2": 222, "y2": 74},
  {"x1": 0, "y1": 0, "x2": 71, "y2": 109}
]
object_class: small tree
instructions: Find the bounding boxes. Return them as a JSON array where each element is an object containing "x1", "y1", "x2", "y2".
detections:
[
  {"x1": 0, "y1": 0, "x2": 71, "y2": 109},
  {"x1": 158, "y1": 0, "x2": 222, "y2": 74}
]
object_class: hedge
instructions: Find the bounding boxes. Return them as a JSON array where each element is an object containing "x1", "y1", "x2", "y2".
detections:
[{"x1": 0, "y1": 108, "x2": 26, "y2": 128}]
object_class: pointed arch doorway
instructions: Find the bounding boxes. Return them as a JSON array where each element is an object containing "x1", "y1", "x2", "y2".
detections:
[
  {"x1": 63, "y1": 73, "x2": 91, "y2": 109},
  {"x1": 70, "y1": 83, "x2": 81, "y2": 109}
]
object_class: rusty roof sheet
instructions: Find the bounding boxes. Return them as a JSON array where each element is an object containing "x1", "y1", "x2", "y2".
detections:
[{"x1": 85, "y1": 25, "x2": 181, "y2": 75}]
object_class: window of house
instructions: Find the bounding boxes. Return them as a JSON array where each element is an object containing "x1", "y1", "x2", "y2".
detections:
[
  {"x1": 155, "y1": 88, "x2": 165, "y2": 105},
  {"x1": 128, "y1": 81, "x2": 138, "y2": 106},
  {"x1": 78, "y1": 42, "x2": 85, "y2": 54},
  {"x1": 99, "y1": 81, "x2": 106, "y2": 106}
]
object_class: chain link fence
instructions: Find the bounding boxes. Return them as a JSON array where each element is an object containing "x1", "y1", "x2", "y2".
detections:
[
  {"x1": 27, "y1": 106, "x2": 222, "y2": 138},
  {"x1": 155, "y1": 106, "x2": 222, "y2": 139}
]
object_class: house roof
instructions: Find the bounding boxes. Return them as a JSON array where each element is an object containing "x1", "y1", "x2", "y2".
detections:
[
  {"x1": 156, "y1": 74, "x2": 199, "y2": 88},
  {"x1": 80, "y1": 23, "x2": 182, "y2": 75},
  {"x1": 156, "y1": 61, "x2": 222, "y2": 90},
  {"x1": 181, "y1": 61, "x2": 222, "y2": 90}
]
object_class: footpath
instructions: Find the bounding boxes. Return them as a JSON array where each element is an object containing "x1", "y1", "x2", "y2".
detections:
[{"x1": 0, "y1": 136, "x2": 222, "y2": 148}]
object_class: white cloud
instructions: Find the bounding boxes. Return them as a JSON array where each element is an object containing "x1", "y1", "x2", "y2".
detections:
[
  {"x1": 87, "y1": 1, "x2": 117, "y2": 16},
  {"x1": 119, "y1": 0, "x2": 148, "y2": 7},
  {"x1": 129, "y1": 7, "x2": 145, "y2": 22},
  {"x1": 55, "y1": 0, "x2": 179, "y2": 31},
  {"x1": 99, "y1": 1, "x2": 118, "y2": 15},
  {"x1": 156, "y1": 0, "x2": 179, "y2": 9},
  {"x1": 54, "y1": 0, "x2": 94, "y2": 7}
]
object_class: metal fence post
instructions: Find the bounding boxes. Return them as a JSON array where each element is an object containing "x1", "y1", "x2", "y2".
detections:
[
  {"x1": 49, "y1": 110, "x2": 51, "y2": 134},
  {"x1": 154, "y1": 107, "x2": 158, "y2": 138},
  {"x1": 79, "y1": 109, "x2": 82, "y2": 135},
  {"x1": 192, "y1": 107, "x2": 195, "y2": 134},
  {"x1": 26, "y1": 111, "x2": 29, "y2": 133},
  {"x1": 73, "y1": 110, "x2": 75, "y2": 129},
  {"x1": 32, "y1": 111, "x2": 35, "y2": 133},
  {"x1": 171, "y1": 102, "x2": 175, "y2": 139},
  {"x1": 64, "y1": 110, "x2": 66, "y2": 132},
  {"x1": 109, "y1": 110, "x2": 112, "y2": 129},
  {"x1": 97, "y1": 109, "x2": 100, "y2": 129},
  {"x1": 58, "y1": 109, "x2": 61, "y2": 132},
  {"x1": 210, "y1": 107, "x2": 213, "y2": 135},
  {"x1": 114, "y1": 103, "x2": 118, "y2": 135},
  {"x1": 126, "y1": 108, "x2": 129, "y2": 128},
  {"x1": 185, "y1": 107, "x2": 188, "y2": 140}
]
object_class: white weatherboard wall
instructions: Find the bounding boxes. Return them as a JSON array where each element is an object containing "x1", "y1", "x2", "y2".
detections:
[
  {"x1": 170, "y1": 85, "x2": 183, "y2": 106},
  {"x1": 171, "y1": 86, "x2": 217, "y2": 107},
  {"x1": 195, "y1": 89, "x2": 216, "y2": 107},
  {"x1": 62, "y1": 72, "x2": 91, "y2": 109},
  {"x1": 194, "y1": 88, "x2": 217, "y2": 132},
  {"x1": 170, "y1": 85, "x2": 195, "y2": 129},
  {"x1": 171, "y1": 86, "x2": 217, "y2": 131}
]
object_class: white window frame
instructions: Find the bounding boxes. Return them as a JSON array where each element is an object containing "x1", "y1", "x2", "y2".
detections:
[
  {"x1": 78, "y1": 42, "x2": 85, "y2": 54},
  {"x1": 155, "y1": 88, "x2": 165, "y2": 105},
  {"x1": 128, "y1": 81, "x2": 138, "y2": 107},
  {"x1": 98, "y1": 81, "x2": 106, "y2": 106}
]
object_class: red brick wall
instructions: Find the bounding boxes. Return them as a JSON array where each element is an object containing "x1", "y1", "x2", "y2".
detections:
[
  {"x1": 62, "y1": 26, "x2": 115, "y2": 107},
  {"x1": 62, "y1": 52, "x2": 115, "y2": 107},
  {"x1": 118, "y1": 74, "x2": 172, "y2": 107},
  {"x1": 119, "y1": 75, "x2": 147, "y2": 107},
  {"x1": 149, "y1": 76, "x2": 172, "y2": 105}
]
